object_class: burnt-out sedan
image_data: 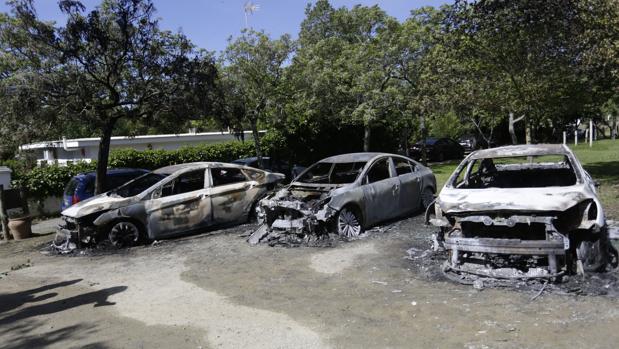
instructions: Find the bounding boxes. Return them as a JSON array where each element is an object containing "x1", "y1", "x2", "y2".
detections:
[
  {"x1": 249, "y1": 153, "x2": 437, "y2": 246},
  {"x1": 54, "y1": 162, "x2": 284, "y2": 251},
  {"x1": 429, "y1": 144, "x2": 618, "y2": 283}
]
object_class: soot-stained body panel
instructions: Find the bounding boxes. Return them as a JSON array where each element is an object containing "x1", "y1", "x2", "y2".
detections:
[
  {"x1": 53, "y1": 162, "x2": 284, "y2": 251},
  {"x1": 249, "y1": 153, "x2": 436, "y2": 246},
  {"x1": 429, "y1": 144, "x2": 617, "y2": 282}
]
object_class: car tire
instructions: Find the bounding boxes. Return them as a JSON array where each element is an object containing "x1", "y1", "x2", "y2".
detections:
[
  {"x1": 336, "y1": 206, "x2": 363, "y2": 238},
  {"x1": 576, "y1": 232, "x2": 612, "y2": 272},
  {"x1": 421, "y1": 187, "x2": 435, "y2": 210},
  {"x1": 108, "y1": 220, "x2": 145, "y2": 247},
  {"x1": 437, "y1": 152, "x2": 445, "y2": 162}
]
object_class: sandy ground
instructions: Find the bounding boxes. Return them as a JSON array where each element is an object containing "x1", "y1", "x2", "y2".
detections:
[{"x1": 1, "y1": 216, "x2": 619, "y2": 349}]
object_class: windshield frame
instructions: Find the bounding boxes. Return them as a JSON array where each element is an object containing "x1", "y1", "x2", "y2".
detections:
[
  {"x1": 293, "y1": 161, "x2": 367, "y2": 185},
  {"x1": 447, "y1": 153, "x2": 583, "y2": 189},
  {"x1": 111, "y1": 172, "x2": 168, "y2": 198}
]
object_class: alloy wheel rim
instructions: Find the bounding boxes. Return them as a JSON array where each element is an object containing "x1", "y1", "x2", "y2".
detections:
[
  {"x1": 109, "y1": 221, "x2": 139, "y2": 246},
  {"x1": 338, "y1": 208, "x2": 361, "y2": 238}
]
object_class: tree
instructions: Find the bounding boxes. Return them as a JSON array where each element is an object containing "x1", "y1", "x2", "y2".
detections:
[
  {"x1": 2, "y1": 0, "x2": 217, "y2": 193},
  {"x1": 221, "y1": 29, "x2": 294, "y2": 166},
  {"x1": 444, "y1": 0, "x2": 619, "y2": 144}
]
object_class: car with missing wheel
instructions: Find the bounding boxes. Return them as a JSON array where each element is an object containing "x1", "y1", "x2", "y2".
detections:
[
  {"x1": 428, "y1": 144, "x2": 618, "y2": 283},
  {"x1": 54, "y1": 162, "x2": 285, "y2": 251},
  {"x1": 249, "y1": 152, "x2": 437, "y2": 246}
]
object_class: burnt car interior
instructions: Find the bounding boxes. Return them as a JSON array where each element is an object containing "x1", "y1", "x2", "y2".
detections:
[
  {"x1": 113, "y1": 173, "x2": 168, "y2": 198},
  {"x1": 158, "y1": 170, "x2": 205, "y2": 198},
  {"x1": 454, "y1": 155, "x2": 578, "y2": 189},
  {"x1": 297, "y1": 161, "x2": 367, "y2": 185}
]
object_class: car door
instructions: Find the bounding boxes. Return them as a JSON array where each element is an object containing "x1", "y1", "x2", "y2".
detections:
[
  {"x1": 145, "y1": 169, "x2": 211, "y2": 238},
  {"x1": 209, "y1": 167, "x2": 261, "y2": 224},
  {"x1": 361, "y1": 157, "x2": 400, "y2": 226},
  {"x1": 392, "y1": 157, "x2": 421, "y2": 215}
]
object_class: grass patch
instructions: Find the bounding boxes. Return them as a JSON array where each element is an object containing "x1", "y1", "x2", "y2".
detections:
[{"x1": 426, "y1": 140, "x2": 619, "y2": 219}]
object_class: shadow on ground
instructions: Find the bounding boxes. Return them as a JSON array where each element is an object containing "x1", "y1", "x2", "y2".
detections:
[
  {"x1": 0, "y1": 280, "x2": 127, "y2": 325},
  {"x1": 1, "y1": 318, "x2": 105, "y2": 349},
  {"x1": 584, "y1": 161, "x2": 619, "y2": 184}
]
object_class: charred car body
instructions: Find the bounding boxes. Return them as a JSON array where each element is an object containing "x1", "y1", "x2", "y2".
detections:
[
  {"x1": 54, "y1": 162, "x2": 284, "y2": 250},
  {"x1": 249, "y1": 153, "x2": 436, "y2": 245},
  {"x1": 428, "y1": 144, "x2": 618, "y2": 282}
]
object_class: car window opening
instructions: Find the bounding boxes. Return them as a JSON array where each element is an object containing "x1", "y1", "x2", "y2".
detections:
[{"x1": 453, "y1": 155, "x2": 578, "y2": 189}]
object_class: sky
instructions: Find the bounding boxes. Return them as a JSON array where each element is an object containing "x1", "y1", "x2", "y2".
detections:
[{"x1": 0, "y1": 0, "x2": 448, "y2": 53}]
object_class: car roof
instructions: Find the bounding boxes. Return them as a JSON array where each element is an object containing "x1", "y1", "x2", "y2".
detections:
[
  {"x1": 318, "y1": 152, "x2": 402, "y2": 163},
  {"x1": 469, "y1": 144, "x2": 571, "y2": 160},
  {"x1": 232, "y1": 157, "x2": 271, "y2": 163},
  {"x1": 153, "y1": 162, "x2": 255, "y2": 175},
  {"x1": 76, "y1": 168, "x2": 149, "y2": 179}
]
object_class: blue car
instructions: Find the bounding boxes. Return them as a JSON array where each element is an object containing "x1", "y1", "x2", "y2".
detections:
[{"x1": 62, "y1": 168, "x2": 150, "y2": 210}]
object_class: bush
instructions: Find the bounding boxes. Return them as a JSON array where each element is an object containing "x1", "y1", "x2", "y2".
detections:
[
  {"x1": 108, "y1": 141, "x2": 262, "y2": 170},
  {"x1": 13, "y1": 162, "x2": 96, "y2": 200}
]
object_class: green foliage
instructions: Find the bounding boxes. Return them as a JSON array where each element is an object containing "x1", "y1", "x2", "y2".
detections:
[
  {"x1": 108, "y1": 141, "x2": 265, "y2": 170},
  {"x1": 13, "y1": 162, "x2": 96, "y2": 200},
  {"x1": 429, "y1": 111, "x2": 467, "y2": 140}
]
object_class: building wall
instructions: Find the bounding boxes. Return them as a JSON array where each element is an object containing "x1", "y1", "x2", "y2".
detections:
[{"x1": 29, "y1": 133, "x2": 248, "y2": 166}]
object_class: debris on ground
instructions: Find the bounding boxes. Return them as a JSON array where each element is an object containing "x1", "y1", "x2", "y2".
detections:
[{"x1": 406, "y1": 241, "x2": 619, "y2": 297}]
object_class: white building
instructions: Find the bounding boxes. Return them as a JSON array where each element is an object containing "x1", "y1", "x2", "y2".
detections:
[{"x1": 19, "y1": 130, "x2": 260, "y2": 166}]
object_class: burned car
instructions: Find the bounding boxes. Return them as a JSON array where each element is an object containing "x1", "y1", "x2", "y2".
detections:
[
  {"x1": 54, "y1": 162, "x2": 284, "y2": 251},
  {"x1": 428, "y1": 144, "x2": 618, "y2": 282},
  {"x1": 249, "y1": 153, "x2": 436, "y2": 246}
]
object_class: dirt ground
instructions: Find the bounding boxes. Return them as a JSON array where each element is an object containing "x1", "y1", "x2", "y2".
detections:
[{"x1": 1, "y1": 215, "x2": 619, "y2": 349}]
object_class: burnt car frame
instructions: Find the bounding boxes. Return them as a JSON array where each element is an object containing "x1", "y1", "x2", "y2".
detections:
[
  {"x1": 54, "y1": 162, "x2": 284, "y2": 250},
  {"x1": 428, "y1": 144, "x2": 617, "y2": 282},
  {"x1": 250, "y1": 153, "x2": 436, "y2": 245}
]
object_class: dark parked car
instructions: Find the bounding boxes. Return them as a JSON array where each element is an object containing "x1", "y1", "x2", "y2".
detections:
[
  {"x1": 232, "y1": 157, "x2": 305, "y2": 181},
  {"x1": 458, "y1": 134, "x2": 478, "y2": 153},
  {"x1": 410, "y1": 138, "x2": 464, "y2": 162},
  {"x1": 62, "y1": 168, "x2": 150, "y2": 210},
  {"x1": 459, "y1": 134, "x2": 497, "y2": 152}
]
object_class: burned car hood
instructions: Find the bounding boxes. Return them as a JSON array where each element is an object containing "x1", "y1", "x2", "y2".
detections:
[
  {"x1": 438, "y1": 185, "x2": 594, "y2": 214},
  {"x1": 61, "y1": 194, "x2": 137, "y2": 219},
  {"x1": 285, "y1": 183, "x2": 350, "y2": 199}
]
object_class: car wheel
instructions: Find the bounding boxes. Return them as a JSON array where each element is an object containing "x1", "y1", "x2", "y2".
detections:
[
  {"x1": 421, "y1": 187, "x2": 435, "y2": 210},
  {"x1": 576, "y1": 232, "x2": 611, "y2": 272},
  {"x1": 337, "y1": 206, "x2": 363, "y2": 238},
  {"x1": 108, "y1": 220, "x2": 143, "y2": 247},
  {"x1": 437, "y1": 152, "x2": 445, "y2": 162}
]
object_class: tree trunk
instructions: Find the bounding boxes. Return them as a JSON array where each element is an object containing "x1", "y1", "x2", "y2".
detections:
[
  {"x1": 508, "y1": 112, "x2": 518, "y2": 144},
  {"x1": 363, "y1": 124, "x2": 371, "y2": 152},
  {"x1": 525, "y1": 116, "x2": 532, "y2": 144},
  {"x1": 612, "y1": 114, "x2": 617, "y2": 140},
  {"x1": 95, "y1": 118, "x2": 117, "y2": 195},
  {"x1": 250, "y1": 118, "x2": 263, "y2": 168},
  {"x1": 420, "y1": 114, "x2": 428, "y2": 165}
]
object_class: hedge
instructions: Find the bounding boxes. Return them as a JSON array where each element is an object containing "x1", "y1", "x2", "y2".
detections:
[
  {"x1": 12, "y1": 140, "x2": 270, "y2": 200},
  {"x1": 12, "y1": 162, "x2": 96, "y2": 200},
  {"x1": 108, "y1": 140, "x2": 261, "y2": 170}
]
